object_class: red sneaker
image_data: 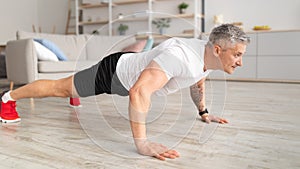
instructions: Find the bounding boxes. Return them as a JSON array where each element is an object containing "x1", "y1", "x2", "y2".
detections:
[
  {"x1": 69, "y1": 97, "x2": 82, "y2": 108},
  {"x1": 0, "y1": 101, "x2": 21, "y2": 123}
]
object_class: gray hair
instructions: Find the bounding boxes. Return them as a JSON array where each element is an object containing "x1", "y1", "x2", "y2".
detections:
[{"x1": 208, "y1": 24, "x2": 250, "y2": 48}]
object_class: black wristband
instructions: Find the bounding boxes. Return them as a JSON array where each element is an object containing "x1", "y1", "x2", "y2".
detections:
[{"x1": 199, "y1": 108, "x2": 208, "y2": 116}]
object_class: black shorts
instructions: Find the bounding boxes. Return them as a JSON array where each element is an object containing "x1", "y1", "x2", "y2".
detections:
[{"x1": 74, "y1": 52, "x2": 130, "y2": 97}]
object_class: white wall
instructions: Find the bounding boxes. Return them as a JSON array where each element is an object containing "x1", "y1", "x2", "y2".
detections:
[
  {"x1": 37, "y1": 0, "x2": 69, "y2": 34},
  {"x1": 0, "y1": 0, "x2": 68, "y2": 45},
  {"x1": 0, "y1": 0, "x2": 38, "y2": 45},
  {"x1": 205, "y1": 0, "x2": 300, "y2": 32}
]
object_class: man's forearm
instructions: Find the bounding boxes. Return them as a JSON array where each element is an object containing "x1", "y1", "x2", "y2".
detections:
[
  {"x1": 190, "y1": 79, "x2": 206, "y2": 111},
  {"x1": 128, "y1": 90, "x2": 152, "y2": 154},
  {"x1": 129, "y1": 105, "x2": 147, "y2": 139},
  {"x1": 129, "y1": 89, "x2": 150, "y2": 140}
]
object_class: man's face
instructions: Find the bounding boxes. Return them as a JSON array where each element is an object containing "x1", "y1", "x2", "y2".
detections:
[{"x1": 217, "y1": 43, "x2": 247, "y2": 74}]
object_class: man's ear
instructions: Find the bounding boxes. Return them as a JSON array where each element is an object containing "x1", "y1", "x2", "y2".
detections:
[{"x1": 213, "y1": 45, "x2": 221, "y2": 57}]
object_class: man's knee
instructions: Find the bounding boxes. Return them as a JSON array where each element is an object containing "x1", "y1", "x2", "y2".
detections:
[{"x1": 53, "y1": 76, "x2": 74, "y2": 97}]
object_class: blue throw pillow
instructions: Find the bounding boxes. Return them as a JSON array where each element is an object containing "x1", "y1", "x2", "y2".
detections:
[
  {"x1": 34, "y1": 39, "x2": 68, "y2": 61},
  {"x1": 142, "y1": 37, "x2": 154, "y2": 52}
]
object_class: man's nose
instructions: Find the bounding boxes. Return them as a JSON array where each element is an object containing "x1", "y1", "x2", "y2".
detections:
[{"x1": 237, "y1": 58, "x2": 243, "y2": 67}]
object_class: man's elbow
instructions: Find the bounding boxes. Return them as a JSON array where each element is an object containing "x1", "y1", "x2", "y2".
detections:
[
  {"x1": 129, "y1": 86, "x2": 152, "y2": 113},
  {"x1": 129, "y1": 87, "x2": 140, "y2": 98},
  {"x1": 129, "y1": 86, "x2": 149, "y2": 101}
]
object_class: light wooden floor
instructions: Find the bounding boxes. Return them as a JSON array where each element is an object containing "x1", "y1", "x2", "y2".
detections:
[{"x1": 0, "y1": 79, "x2": 299, "y2": 169}]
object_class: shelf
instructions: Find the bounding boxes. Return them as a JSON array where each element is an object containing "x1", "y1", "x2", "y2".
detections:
[
  {"x1": 114, "y1": 13, "x2": 195, "y2": 23},
  {"x1": 154, "y1": 13, "x2": 195, "y2": 19},
  {"x1": 80, "y1": 0, "x2": 147, "y2": 9},
  {"x1": 79, "y1": 14, "x2": 195, "y2": 26},
  {"x1": 80, "y1": 3, "x2": 109, "y2": 9},
  {"x1": 114, "y1": 0, "x2": 148, "y2": 5},
  {"x1": 79, "y1": 20, "x2": 109, "y2": 26},
  {"x1": 113, "y1": 17, "x2": 148, "y2": 22},
  {"x1": 79, "y1": 0, "x2": 194, "y2": 8},
  {"x1": 136, "y1": 33, "x2": 194, "y2": 40}
]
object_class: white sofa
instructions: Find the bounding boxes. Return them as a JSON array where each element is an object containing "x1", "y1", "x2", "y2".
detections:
[{"x1": 6, "y1": 31, "x2": 136, "y2": 84}]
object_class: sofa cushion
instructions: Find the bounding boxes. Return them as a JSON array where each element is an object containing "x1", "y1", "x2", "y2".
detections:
[
  {"x1": 34, "y1": 39, "x2": 68, "y2": 61},
  {"x1": 34, "y1": 41, "x2": 59, "y2": 61},
  {"x1": 38, "y1": 60, "x2": 98, "y2": 73},
  {"x1": 17, "y1": 31, "x2": 88, "y2": 61},
  {"x1": 142, "y1": 37, "x2": 154, "y2": 52}
]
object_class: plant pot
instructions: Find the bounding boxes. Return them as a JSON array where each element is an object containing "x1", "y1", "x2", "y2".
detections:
[
  {"x1": 179, "y1": 8, "x2": 186, "y2": 14},
  {"x1": 159, "y1": 28, "x2": 166, "y2": 35},
  {"x1": 119, "y1": 31, "x2": 126, "y2": 35}
]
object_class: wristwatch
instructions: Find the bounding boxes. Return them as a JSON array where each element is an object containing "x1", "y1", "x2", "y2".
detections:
[{"x1": 199, "y1": 108, "x2": 208, "y2": 116}]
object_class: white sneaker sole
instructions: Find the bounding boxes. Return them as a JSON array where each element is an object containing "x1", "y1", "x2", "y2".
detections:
[
  {"x1": 0, "y1": 117, "x2": 21, "y2": 123},
  {"x1": 68, "y1": 104, "x2": 82, "y2": 108}
]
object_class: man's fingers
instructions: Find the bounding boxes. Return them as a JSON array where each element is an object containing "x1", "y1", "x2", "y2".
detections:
[
  {"x1": 219, "y1": 118, "x2": 228, "y2": 124},
  {"x1": 154, "y1": 152, "x2": 175, "y2": 161},
  {"x1": 168, "y1": 150, "x2": 180, "y2": 157},
  {"x1": 216, "y1": 119, "x2": 228, "y2": 124},
  {"x1": 161, "y1": 152, "x2": 175, "y2": 159},
  {"x1": 202, "y1": 114, "x2": 228, "y2": 124},
  {"x1": 154, "y1": 154, "x2": 166, "y2": 161},
  {"x1": 159, "y1": 150, "x2": 180, "y2": 159}
]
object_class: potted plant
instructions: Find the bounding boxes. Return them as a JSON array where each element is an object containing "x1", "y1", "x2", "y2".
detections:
[
  {"x1": 178, "y1": 2, "x2": 189, "y2": 14},
  {"x1": 152, "y1": 18, "x2": 171, "y2": 35},
  {"x1": 118, "y1": 24, "x2": 128, "y2": 35}
]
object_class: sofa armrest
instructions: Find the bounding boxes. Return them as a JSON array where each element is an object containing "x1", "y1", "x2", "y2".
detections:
[{"x1": 6, "y1": 39, "x2": 38, "y2": 84}]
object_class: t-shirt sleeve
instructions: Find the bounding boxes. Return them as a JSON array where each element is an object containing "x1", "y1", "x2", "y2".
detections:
[{"x1": 153, "y1": 47, "x2": 187, "y2": 80}]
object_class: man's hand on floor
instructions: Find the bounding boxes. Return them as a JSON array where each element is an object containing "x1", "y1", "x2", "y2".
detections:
[
  {"x1": 201, "y1": 114, "x2": 228, "y2": 124},
  {"x1": 134, "y1": 138, "x2": 180, "y2": 161}
]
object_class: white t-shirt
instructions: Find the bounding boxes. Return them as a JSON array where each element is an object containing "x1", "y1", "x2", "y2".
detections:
[{"x1": 116, "y1": 37, "x2": 211, "y2": 96}]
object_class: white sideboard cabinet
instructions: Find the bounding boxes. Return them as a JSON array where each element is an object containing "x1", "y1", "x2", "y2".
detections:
[{"x1": 256, "y1": 31, "x2": 300, "y2": 81}]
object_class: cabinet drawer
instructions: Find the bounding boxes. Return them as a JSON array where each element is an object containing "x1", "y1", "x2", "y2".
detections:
[
  {"x1": 257, "y1": 55, "x2": 300, "y2": 80},
  {"x1": 258, "y1": 31, "x2": 300, "y2": 55}
]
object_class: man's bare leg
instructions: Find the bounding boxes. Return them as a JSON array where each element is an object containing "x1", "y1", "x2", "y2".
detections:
[{"x1": 9, "y1": 75, "x2": 79, "y2": 101}]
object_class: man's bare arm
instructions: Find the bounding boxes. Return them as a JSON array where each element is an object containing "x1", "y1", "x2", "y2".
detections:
[{"x1": 129, "y1": 61, "x2": 180, "y2": 160}]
